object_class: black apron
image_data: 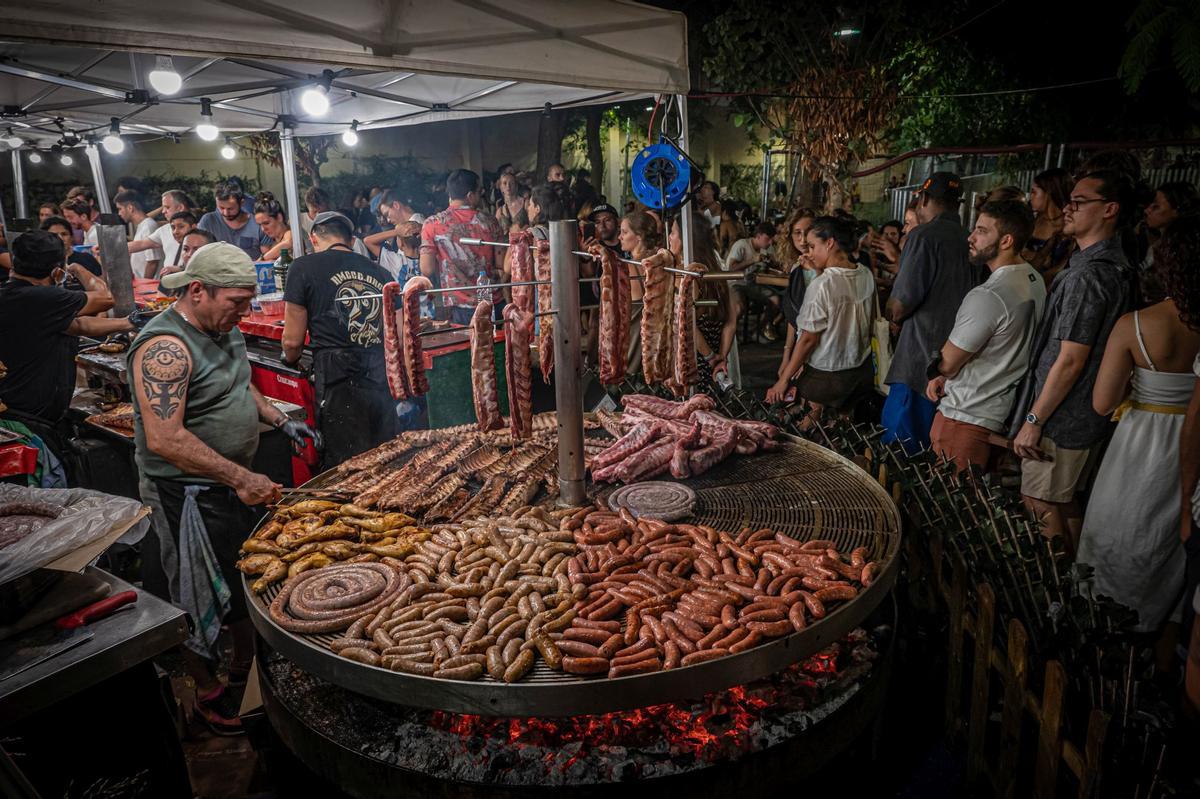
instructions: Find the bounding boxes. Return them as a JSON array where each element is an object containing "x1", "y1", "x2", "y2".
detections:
[{"x1": 312, "y1": 346, "x2": 398, "y2": 471}]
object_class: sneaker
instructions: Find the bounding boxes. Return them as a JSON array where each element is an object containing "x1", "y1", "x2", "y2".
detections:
[
  {"x1": 195, "y1": 684, "x2": 245, "y2": 736},
  {"x1": 761, "y1": 326, "x2": 778, "y2": 342}
]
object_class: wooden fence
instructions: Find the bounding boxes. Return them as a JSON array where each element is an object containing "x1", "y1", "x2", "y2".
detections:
[{"x1": 874, "y1": 459, "x2": 1111, "y2": 798}]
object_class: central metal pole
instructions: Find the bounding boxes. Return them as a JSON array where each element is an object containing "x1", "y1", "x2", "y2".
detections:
[
  {"x1": 279, "y1": 124, "x2": 305, "y2": 260},
  {"x1": 550, "y1": 219, "x2": 585, "y2": 506},
  {"x1": 676, "y1": 94, "x2": 694, "y2": 268},
  {"x1": 84, "y1": 143, "x2": 112, "y2": 213},
  {"x1": 10, "y1": 150, "x2": 28, "y2": 219}
]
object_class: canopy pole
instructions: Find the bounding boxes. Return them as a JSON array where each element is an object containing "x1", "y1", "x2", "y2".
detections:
[
  {"x1": 85, "y1": 143, "x2": 112, "y2": 213},
  {"x1": 676, "y1": 94, "x2": 694, "y2": 268},
  {"x1": 550, "y1": 218, "x2": 585, "y2": 507},
  {"x1": 10, "y1": 150, "x2": 28, "y2": 219},
  {"x1": 279, "y1": 125, "x2": 305, "y2": 259}
]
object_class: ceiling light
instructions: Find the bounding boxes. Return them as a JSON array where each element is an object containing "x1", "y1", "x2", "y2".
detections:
[
  {"x1": 27, "y1": 151, "x2": 42, "y2": 164},
  {"x1": 220, "y1": 136, "x2": 236, "y2": 159},
  {"x1": 101, "y1": 117, "x2": 125, "y2": 154},
  {"x1": 301, "y1": 85, "x2": 329, "y2": 116},
  {"x1": 196, "y1": 98, "x2": 219, "y2": 141},
  {"x1": 148, "y1": 55, "x2": 182, "y2": 95},
  {"x1": 2, "y1": 128, "x2": 21, "y2": 148},
  {"x1": 342, "y1": 120, "x2": 359, "y2": 146}
]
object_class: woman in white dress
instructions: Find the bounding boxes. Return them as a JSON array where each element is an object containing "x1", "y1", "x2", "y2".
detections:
[{"x1": 1079, "y1": 228, "x2": 1200, "y2": 633}]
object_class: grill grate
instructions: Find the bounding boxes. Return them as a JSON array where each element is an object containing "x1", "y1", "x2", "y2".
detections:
[{"x1": 248, "y1": 434, "x2": 901, "y2": 715}]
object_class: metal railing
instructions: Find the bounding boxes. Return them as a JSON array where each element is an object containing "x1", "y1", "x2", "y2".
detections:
[{"x1": 888, "y1": 165, "x2": 1200, "y2": 230}]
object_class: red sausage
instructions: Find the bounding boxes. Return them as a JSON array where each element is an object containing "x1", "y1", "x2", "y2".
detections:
[
  {"x1": 609, "y1": 657, "x2": 663, "y2": 678},
  {"x1": 680, "y1": 648, "x2": 729, "y2": 666},
  {"x1": 815, "y1": 585, "x2": 858, "y2": 601},
  {"x1": 564, "y1": 626, "x2": 611, "y2": 645},
  {"x1": 788, "y1": 602, "x2": 807, "y2": 631},
  {"x1": 556, "y1": 639, "x2": 601, "y2": 657},
  {"x1": 800, "y1": 590, "x2": 826, "y2": 619},
  {"x1": 598, "y1": 633, "x2": 624, "y2": 658},
  {"x1": 729, "y1": 630, "x2": 763, "y2": 653},
  {"x1": 663, "y1": 640, "x2": 681, "y2": 669},
  {"x1": 746, "y1": 619, "x2": 792, "y2": 637},
  {"x1": 562, "y1": 656, "x2": 609, "y2": 675}
]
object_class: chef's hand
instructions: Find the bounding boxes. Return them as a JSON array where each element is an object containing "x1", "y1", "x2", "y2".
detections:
[
  {"x1": 1013, "y1": 421, "x2": 1049, "y2": 461},
  {"x1": 239, "y1": 472, "x2": 282, "y2": 506},
  {"x1": 925, "y1": 375, "x2": 947, "y2": 403},
  {"x1": 127, "y1": 308, "x2": 155, "y2": 331},
  {"x1": 277, "y1": 418, "x2": 323, "y2": 454}
]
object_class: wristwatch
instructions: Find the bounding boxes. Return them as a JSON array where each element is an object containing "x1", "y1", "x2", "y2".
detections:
[{"x1": 1025, "y1": 411, "x2": 1042, "y2": 427}]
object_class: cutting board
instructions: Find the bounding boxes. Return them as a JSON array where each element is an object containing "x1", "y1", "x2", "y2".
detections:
[{"x1": 0, "y1": 570, "x2": 112, "y2": 642}]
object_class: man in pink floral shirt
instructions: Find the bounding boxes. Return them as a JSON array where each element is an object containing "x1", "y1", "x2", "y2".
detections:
[{"x1": 419, "y1": 169, "x2": 505, "y2": 325}]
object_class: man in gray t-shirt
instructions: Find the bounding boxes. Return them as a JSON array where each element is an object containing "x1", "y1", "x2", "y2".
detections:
[
  {"x1": 926, "y1": 201, "x2": 1045, "y2": 472},
  {"x1": 197, "y1": 181, "x2": 271, "y2": 260},
  {"x1": 881, "y1": 172, "x2": 983, "y2": 452}
]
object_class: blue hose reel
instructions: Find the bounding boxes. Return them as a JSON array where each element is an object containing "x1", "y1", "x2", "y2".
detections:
[{"x1": 631, "y1": 139, "x2": 692, "y2": 211}]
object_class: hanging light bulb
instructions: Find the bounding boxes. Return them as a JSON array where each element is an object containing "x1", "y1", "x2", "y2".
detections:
[
  {"x1": 220, "y1": 136, "x2": 236, "y2": 159},
  {"x1": 342, "y1": 120, "x2": 359, "y2": 147},
  {"x1": 2, "y1": 128, "x2": 21, "y2": 148},
  {"x1": 28, "y1": 150, "x2": 42, "y2": 164},
  {"x1": 101, "y1": 117, "x2": 125, "y2": 154},
  {"x1": 301, "y1": 85, "x2": 329, "y2": 117},
  {"x1": 60, "y1": 151, "x2": 74, "y2": 166},
  {"x1": 196, "y1": 98, "x2": 219, "y2": 141},
  {"x1": 148, "y1": 55, "x2": 182, "y2": 95}
]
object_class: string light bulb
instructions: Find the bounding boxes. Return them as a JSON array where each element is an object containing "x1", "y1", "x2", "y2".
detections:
[
  {"x1": 101, "y1": 118, "x2": 125, "y2": 154},
  {"x1": 148, "y1": 55, "x2": 182, "y2": 95},
  {"x1": 300, "y1": 71, "x2": 333, "y2": 117},
  {"x1": 220, "y1": 137, "x2": 236, "y2": 159},
  {"x1": 28, "y1": 151, "x2": 42, "y2": 164},
  {"x1": 195, "y1": 98, "x2": 219, "y2": 141},
  {"x1": 342, "y1": 120, "x2": 359, "y2": 146}
]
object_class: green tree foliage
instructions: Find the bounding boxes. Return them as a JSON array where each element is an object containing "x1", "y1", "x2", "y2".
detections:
[
  {"x1": 887, "y1": 43, "x2": 1063, "y2": 151},
  {"x1": 1120, "y1": 0, "x2": 1200, "y2": 93}
]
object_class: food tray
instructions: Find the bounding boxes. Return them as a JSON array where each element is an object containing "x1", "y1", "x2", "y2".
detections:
[{"x1": 246, "y1": 436, "x2": 901, "y2": 717}]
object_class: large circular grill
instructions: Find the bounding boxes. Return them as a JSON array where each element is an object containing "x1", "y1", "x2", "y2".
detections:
[{"x1": 245, "y1": 436, "x2": 901, "y2": 717}]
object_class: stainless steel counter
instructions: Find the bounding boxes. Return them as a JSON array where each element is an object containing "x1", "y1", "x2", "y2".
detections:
[{"x1": 0, "y1": 567, "x2": 188, "y2": 724}]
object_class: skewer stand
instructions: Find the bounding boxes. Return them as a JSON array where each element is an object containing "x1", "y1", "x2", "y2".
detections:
[{"x1": 550, "y1": 219, "x2": 586, "y2": 506}]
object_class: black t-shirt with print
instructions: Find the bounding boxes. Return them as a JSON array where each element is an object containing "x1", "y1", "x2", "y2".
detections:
[{"x1": 283, "y1": 247, "x2": 394, "y2": 351}]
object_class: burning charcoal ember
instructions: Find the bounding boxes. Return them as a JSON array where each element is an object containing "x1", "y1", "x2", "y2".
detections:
[{"x1": 263, "y1": 628, "x2": 879, "y2": 787}]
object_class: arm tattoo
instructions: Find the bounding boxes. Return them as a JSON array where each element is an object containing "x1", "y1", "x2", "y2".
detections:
[{"x1": 140, "y1": 339, "x2": 189, "y2": 421}]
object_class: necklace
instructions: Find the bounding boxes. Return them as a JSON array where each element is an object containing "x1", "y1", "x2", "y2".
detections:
[{"x1": 176, "y1": 306, "x2": 221, "y2": 342}]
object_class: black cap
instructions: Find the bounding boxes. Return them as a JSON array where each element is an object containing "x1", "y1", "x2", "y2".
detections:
[
  {"x1": 915, "y1": 171, "x2": 962, "y2": 201},
  {"x1": 588, "y1": 203, "x2": 618, "y2": 220}
]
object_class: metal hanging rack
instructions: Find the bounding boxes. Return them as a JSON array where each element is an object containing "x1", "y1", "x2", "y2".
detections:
[
  {"x1": 458, "y1": 237, "x2": 744, "y2": 281},
  {"x1": 325, "y1": 222, "x2": 716, "y2": 504}
]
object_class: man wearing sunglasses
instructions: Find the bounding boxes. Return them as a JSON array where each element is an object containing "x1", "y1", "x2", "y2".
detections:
[{"x1": 1011, "y1": 170, "x2": 1133, "y2": 553}]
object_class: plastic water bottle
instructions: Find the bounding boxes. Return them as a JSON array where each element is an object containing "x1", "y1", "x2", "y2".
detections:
[{"x1": 475, "y1": 270, "x2": 490, "y2": 306}]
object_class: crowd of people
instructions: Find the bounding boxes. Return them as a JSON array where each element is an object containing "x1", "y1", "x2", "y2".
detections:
[{"x1": 3, "y1": 148, "x2": 1200, "y2": 725}]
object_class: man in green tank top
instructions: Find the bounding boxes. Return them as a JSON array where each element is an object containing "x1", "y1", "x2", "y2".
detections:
[{"x1": 128, "y1": 242, "x2": 318, "y2": 734}]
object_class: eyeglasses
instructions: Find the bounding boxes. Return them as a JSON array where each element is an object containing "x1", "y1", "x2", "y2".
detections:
[{"x1": 1064, "y1": 196, "x2": 1111, "y2": 211}]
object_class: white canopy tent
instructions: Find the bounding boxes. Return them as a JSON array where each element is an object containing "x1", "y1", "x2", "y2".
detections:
[{"x1": 0, "y1": 0, "x2": 691, "y2": 256}]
